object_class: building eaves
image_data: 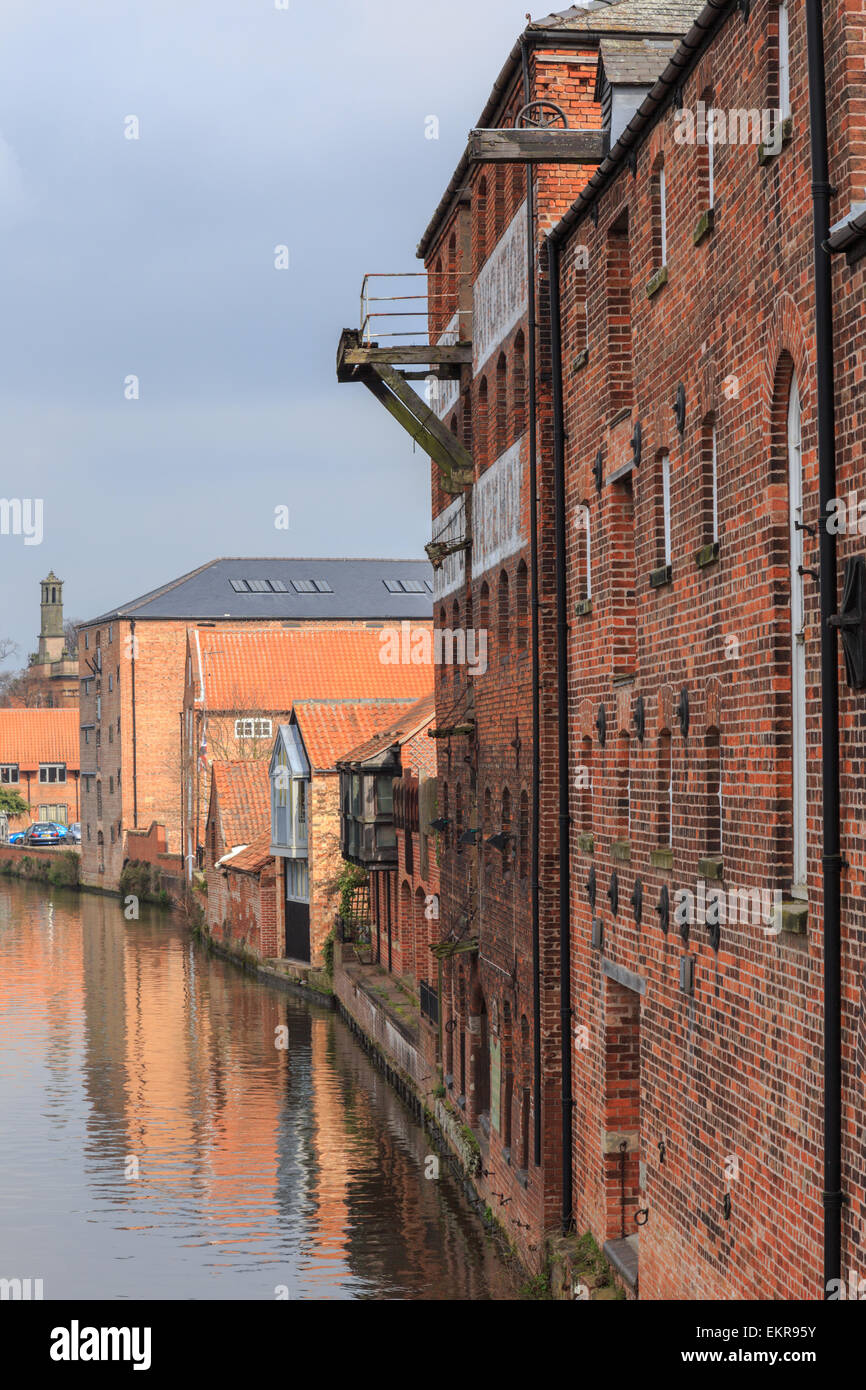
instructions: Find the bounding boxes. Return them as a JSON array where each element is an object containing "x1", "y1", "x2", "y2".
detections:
[
  {"x1": 416, "y1": 2, "x2": 704, "y2": 261},
  {"x1": 549, "y1": 0, "x2": 734, "y2": 247}
]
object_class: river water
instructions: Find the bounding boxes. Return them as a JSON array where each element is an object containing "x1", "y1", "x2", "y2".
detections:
[{"x1": 0, "y1": 879, "x2": 517, "y2": 1300}]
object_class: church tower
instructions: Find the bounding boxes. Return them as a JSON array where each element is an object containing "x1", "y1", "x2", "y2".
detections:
[{"x1": 38, "y1": 571, "x2": 66, "y2": 665}]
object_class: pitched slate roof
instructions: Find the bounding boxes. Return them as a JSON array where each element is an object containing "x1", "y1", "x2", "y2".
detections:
[
  {"x1": 597, "y1": 35, "x2": 682, "y2": 86},
  {"x1": 291, "y1": 700, "x2": 421, "y2": 772},
  {"x1": 208, "y1": 760, "x2": 271, "y2": 849},
  {"x1": 189, "y1": 626, "x2": 433, "y2": 710},
  {"x1": 335, "y1": 694, "x2": 437, "y2": 778},
  {"x1": 0, "y1": 708, "x2": 80, "y2": 770},
  {"x1": 86, "y1": 558, "x2": 434, "y2": 624},
  {"x1": 530, "y1": 1, "x2": 704, "y2": 33}
]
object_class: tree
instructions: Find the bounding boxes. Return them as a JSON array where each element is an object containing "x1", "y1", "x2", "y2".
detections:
[
  {"x1": 63, "y1": 619, "x2": 81, "y2": 659},
  {"x1": 0, "y1": 787, "x2": 29, "y2": 817}
]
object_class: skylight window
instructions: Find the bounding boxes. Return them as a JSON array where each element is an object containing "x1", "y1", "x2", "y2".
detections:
[
  {"x1": 292, "y1": 579, "x2": 317, "y2": 593},
  {"x1": 313, "y1": 579, "x2": 333, "y2": 592},
  {"x1": 384, "y1": 578, "x2": 427, "y2": 594},
  {"x1": 230, "y1": 579, "x2": 249, "y2": 593},
  {"x1": 383, "y1": 579, "x2": 404, "y2": 593}
]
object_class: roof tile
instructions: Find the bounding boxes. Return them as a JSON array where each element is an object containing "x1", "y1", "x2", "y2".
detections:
[{"x1": 0, "y1": 709, "x2": 81, "y2": 770}]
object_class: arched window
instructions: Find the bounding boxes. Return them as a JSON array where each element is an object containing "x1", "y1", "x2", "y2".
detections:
[
  {"x1": 575, "y1": 501, "x2": 591, "y2": 602},
  {"x1": 515, "y1": 559, "x2": 528, "y2": 650},
  {"x1": 501, "y1": 787, "x2": 512, "y2": 872},
  {"x1": 652, "y1": 156, "x2": 667, "y2": 269},
  {"x1": 479, "y1": 581, "x2": 490, "y2": 635},
  {"x1": 788, "y1": 374, "x2": 806, "y2": 890},
  {"x1": 498, "y1": 570, "x2": 510, "y2": 653},
  {"x1": 513, "y1": 330, "x2": 526, "y2": 437},
  {"x1": 658, "y1": 730, "x2": 673, "y2": 847},
  {"x1": 706, "y1": 728, "x2": 721, "y2": 856},
  {"x1": 475, "y1": 176, "x2": 488, "y2": 274},
  {"x1": 496, "y1": 350, "x2": 508, "y2": 460},
  {"x1": 477, "y1": 376, "x2": 489, "y2": 472}
]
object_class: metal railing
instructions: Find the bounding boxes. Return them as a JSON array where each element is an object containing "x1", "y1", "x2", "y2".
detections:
[
  {"x1": 420, "y1": 979, "x2": 439, "y2": 1026},
  {"x1": 359, "y1": 272, "x2": 472, "y2": 346}
]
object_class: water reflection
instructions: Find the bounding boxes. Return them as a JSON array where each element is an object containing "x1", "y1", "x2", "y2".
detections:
[{"x1": 0, "y1": 880, "x2": 516, "y2": 1300}]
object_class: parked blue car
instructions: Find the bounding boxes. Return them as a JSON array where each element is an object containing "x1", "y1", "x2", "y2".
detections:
[{"x1": 24, "y1": 822, "x2": 67, "y2": 846}]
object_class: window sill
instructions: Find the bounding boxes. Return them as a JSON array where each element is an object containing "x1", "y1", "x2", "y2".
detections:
[
  {"x1": 572, "y1": 349, "x2": 589, "y2": 373},
  {"x1": 650, "y1": 847, "x2": 674, "y2": 870},
  {"x1": 692, "y1": 207, "x2": 715, "y2": 245},
  {"x1": 611, "y1": 839, "x2": 631, "y2": 863},
  {"x1": 695, "y1": 541, "x2": 720, "y2": 568},
  {"x1": 575, "y1": 598, "x2": 593, "y2": 617},
  {"x1": 698, "y1": 857, "x2": 724, "y2": 881},
  {"x1": 649, "y1": 564, "x2": 672, "y2": 589},
  {"x1": 646, "y1": 265, "x2": 669, "y2": 298},
  {"x1": 775, "y1": 899, "x2": 808, "y2": 936},
  {"x1": 758, "y1": 116, "x2": 793, "y2": 165}
]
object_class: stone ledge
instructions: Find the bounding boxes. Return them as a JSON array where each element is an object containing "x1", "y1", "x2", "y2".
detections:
[
  {"x1": 650, "y1": 847, "x2": 674, "y2": 870},
  {"x1": 646, "y1": 265, "x2": 669, "y2": 298},
  {"x1": 611, "y1": 839, "x2": 631, "y2": 863},
  {"x1": 603, "y1": 1237, "x2": 639, "y2": 1292},
  {"x1": 693, "y1": 206, "x2": 715, "y2": 245},
  {"x1": 572, "y1": 348, "x2": 589, "y2": 373},
  {"x1": 695, "y1": 541, "x2": 720, "y2": 568},
  {"x1": 776, "y1": 899, "x2": 808, "y2": 935},
  {"x1": 575, "y1": 598, "x2": 593, "y2": 617},
  {"x1": 577, "y1": 832, "x2": 595, "y2": 853},
  {"x1": 698, "y1": 857, "x2": 724, "y2": 881},
  {"x1": 649, "y1": 563, "x2": 672, "y2": 589}
]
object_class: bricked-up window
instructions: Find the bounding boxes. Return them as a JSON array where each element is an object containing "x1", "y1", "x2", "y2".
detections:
[
  {"x1": 431, "y1": 256, "x2": 443, "y2": 338},
  {"x1": 494, "y1": 166, "x2": 507, "y2": 240},
  {"x1": 519, "y1": 1015, "x2": 531, "y2": 1170},
  {"x1": 512, "y1": 330, "x2": 526, "y2": 438},
  {"x1": 609, "y1": 477, "x2": 636, "y2": 678},
  {"x1": 658, "y1": 730, "x2": 673, "y2": 846},
  {"x1": 462, "y1": 386, "x2": 473, "y2": 455},
  {"x1": 498, "y1": 570, "x2": 510, "y2": 654},
  {"x1": 451, "y1": 599, "x2": 461, "y2": 688},
  {"x1": 515, "y1": 560, "x2": 528, "y2": 650},
  {"x1": 699, "y1": 417, "x2": 719, "y2": 547},
  {"x1": 475, "y1": 176, "x2": 488, "y2": 274},
  {"x1": 606, "y1": 213, "x2": 633, "y2": 411},
  {"x1": 579, "y1": 737, "x2": 593, "y2": 834},
  {"x1": 706, "y1": 728, "x2": 721, "y2": 856},
  {"x1": 495, "y1": 351, "x2": 508, "y2": 460},
  {"x1": 502, "y1": 1001, "x2": 514, "y2": 1152},
  {"x1": 603, "y1": 980, "x2": 640, "y2": 1240},
  {"x1": 652, "y1": 157, "x2": 668, "y2": 268},
  {"x1": 479, "y1": 580, "x2": 490, "y2": 637},
  {"x1": 518, "y1": 790, "x2": 529, "y2": 879},
  {"x1": 477, "y1": 376, "x2": 489, "y2": 472},
  {"x1": 614, "y1": 734, "x2": 630, "y2": 840},
  {"x1": 455, "y1": 782, "x2": 463, "y2": 847},
  {"x1": 447, "y1": 231, "x2": 458, "y2": 307}
]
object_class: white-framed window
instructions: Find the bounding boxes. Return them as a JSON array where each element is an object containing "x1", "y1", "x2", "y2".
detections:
[
  {"x1": 707, "y1": 119, "x2": 715, "y2": 209},
  {"x1": 661, "y1": 451, "x2": 672, "y2": 566},
  {"x1": 585, "y1": 510, "x2": 592, "y2": 600},
  {"x1": 779, "y1": 0, "x2": 791, "y2": 119},
  {"x1": 659, "y1": 165, "x2": 668, "y2": 265},
  {"x1": 0, "y1": 764, "x2": 19, "y2": 784},
  {"x1": 788, "y1": 376, "x2": 806, "y2": 892},
  {"x1": 39, "y1": 764, "x2": 67, "y2": 784},
  {"x1": 285, "y1": 857, "x2": 309, "y2": 902},
  {"x1": 235, "y1": 718, "x2": 272, "y2": 739}
]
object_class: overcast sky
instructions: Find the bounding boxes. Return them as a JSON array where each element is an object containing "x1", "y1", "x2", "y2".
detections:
[{"x1": 0, "y1": 0, "x2": 538, "y2": 666}]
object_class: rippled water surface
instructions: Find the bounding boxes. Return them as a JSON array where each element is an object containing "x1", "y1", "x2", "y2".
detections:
[{"x1": 0, "y1": 880, "x2": 516, "y2": 1300}]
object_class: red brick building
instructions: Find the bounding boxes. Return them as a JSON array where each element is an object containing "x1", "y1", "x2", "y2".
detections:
[
  {"x1": 205, "y1": 760, "x2": 274, "y2": 954},
  {"x1": 341, "y1": 0, "x2": 866, "y2": 1298},
  {"x1": 546, "y1": 0, "x2": 866, "y2": 1300},
  {"x1": 77, "y1": 557, "x2": 434, "y2": 891},
  {"x1": 0, "y1": 708, "x2": 80, "y2": 829},
  {"x1": 269, "y1": 699, "x2": 423, "y2": 967},
  {"x1": 183, "y1": 623, "x2": 433, "y2": 879}
]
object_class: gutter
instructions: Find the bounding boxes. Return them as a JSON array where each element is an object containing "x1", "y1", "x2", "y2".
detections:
[{"x1": 804, "y1": 0, "x2": 843, "y2": 1299}]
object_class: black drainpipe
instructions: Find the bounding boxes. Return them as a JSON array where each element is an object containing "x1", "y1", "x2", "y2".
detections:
[
  {"x1": 547, "y1": 233, "x2": 573, "y2": 1234},
  {"x1": 130, "y1": 617, "x2": 138, "y2": 828},
  {"x1": 521, "y1": 36, "x2": 543, "y2": 1168},
  {"x1": 805, "y1": 0, "x2": 843, "y2": 1296}
]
